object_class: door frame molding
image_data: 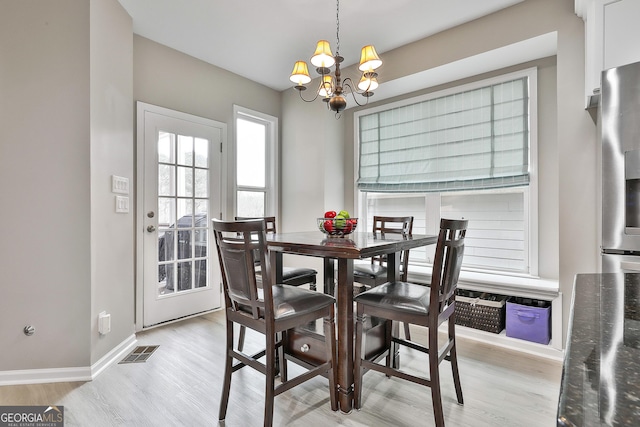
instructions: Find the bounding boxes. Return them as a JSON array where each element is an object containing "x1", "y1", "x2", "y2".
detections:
[{"x1": 135, "y1": 102, "x2": 228, "y2": 332}]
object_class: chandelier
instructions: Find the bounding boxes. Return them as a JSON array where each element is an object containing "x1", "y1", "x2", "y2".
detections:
[{"x1": 289, "y1": 0, "x2": 382, "y2": 116}]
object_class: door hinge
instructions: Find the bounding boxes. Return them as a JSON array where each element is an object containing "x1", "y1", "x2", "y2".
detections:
[{"x1": 220, "y1": 142, "x2": 222, "y2": 153}]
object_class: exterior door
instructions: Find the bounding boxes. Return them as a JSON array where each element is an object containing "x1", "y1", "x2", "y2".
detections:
[{"x1": 137, "y1": 102, "x2": 224, "y2": 328}]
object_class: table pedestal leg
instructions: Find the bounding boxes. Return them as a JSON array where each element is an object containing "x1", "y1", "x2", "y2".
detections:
[{"x1": 335, "y1": 258, "x2": 354, "y2": 413}]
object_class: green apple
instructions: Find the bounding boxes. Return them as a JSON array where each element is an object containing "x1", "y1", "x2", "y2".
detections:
[
  {"x1": 338, "y1": 210, "x2": 350, "y2": 219},
  {"x1": 334, "y1": 214, "x2": 346, "y2": 229}
]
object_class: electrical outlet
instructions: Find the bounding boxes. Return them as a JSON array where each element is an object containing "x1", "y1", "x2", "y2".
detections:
[{"x1": 99, "y1": 311, "x2": 111, "y2": 335}]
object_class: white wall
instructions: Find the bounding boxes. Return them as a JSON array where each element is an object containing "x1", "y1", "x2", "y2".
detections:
[{"x1": 282, "y1": 0, "x2": 596, "y2": 345}]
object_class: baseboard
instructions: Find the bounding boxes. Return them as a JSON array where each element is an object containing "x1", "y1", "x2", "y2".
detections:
[
  {"x1": 90, "y1": 334, "x2": 138, "y2": 379},
  {"x1": 0, "y1": 334, "x2": 137, "y2": 386}
]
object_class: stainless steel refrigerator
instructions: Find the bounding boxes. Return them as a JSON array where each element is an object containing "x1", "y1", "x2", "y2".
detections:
[{"x1": 601, "y1": 60, "x2": 640, "y2": 273}]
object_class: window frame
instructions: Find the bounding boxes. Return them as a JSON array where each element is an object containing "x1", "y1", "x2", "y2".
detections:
[
  {"x1": 354, "y1": 67, "x2": 539, "y2": 278},
  {"x1": 233, "y1": 105, "x2": 279, "y2": 219}
]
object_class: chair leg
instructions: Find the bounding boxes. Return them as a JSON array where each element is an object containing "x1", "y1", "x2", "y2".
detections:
[
  {"x1": 391, "y1": 321, "x2": 400, "y2": 369},
  {"x1": 264, "y1": 331, "x2": 277, "y2": 427},
  {"x1": 279, "y1": 331, "x2": 288, "y2": 382},
  {"x1": 449, "y1": 320, "x2": 464, "y2": 404},
  {"x1": 353, "y1": 305, "x2": 365, "y2": 409},
  {"x1": 403, "y1": 322, "x2": 411, "y2": 340},
  {"x1": 237, "y1": 325, "x2": 246, "y2": 352},
  {"x1": 428, "y1": 327, "x2": 445, "y2": 427},
  {"x1": 310, "y1": 277, "x2": 317, "y2": 292},
  {"x1": 218, "y1": 318, "x2": 234, "y2": 421},
  {"x1": 323, "y1": 308, "x2": 338, "y2": 411}
]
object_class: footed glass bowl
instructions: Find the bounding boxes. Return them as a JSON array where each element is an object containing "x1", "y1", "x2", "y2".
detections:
[{"x1": 317, "y1": 217, "x2": 358, "y2": 237}]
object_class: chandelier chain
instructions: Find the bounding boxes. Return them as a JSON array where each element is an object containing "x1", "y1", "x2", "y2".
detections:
[{"x1": 335, "y1": 0, "x2": 340, "y2": 55}]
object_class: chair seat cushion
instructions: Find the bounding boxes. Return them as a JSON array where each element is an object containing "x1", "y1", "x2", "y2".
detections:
[
  {"x1": 353, "y1": 264, "x2": 387, "y2": 279},
  {"x1": 354, "y1": 281, "x2": 430, "y2": 316},
  {"x1": 272, "y1": 284, "x2": 335, "y2": 320},
  {"x1": 282, "y1": 266, "x2": 317, "y2": 281}
]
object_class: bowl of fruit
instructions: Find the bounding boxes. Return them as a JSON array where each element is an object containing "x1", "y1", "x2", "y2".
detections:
[{"x1": 318, "y1": 210, "x2": 358, "y2": 237}]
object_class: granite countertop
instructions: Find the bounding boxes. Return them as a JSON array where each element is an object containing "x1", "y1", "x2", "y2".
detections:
[{"x1": 557, "y1": 273, "x2": 640, "y2": 426}]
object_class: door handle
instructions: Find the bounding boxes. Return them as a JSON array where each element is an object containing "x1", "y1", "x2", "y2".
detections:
[
  {"x1": 620, "y1": 260, "x2": 640, "y2": 272},
  {"x1": 147, "y1": 225, "x2": 156, "y2": 233}
]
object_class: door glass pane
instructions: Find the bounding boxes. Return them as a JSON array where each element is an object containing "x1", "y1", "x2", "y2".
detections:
[
  {"x1": 158, "y1": 165, "x2": 175, "y2": 196},
  {"x1": 194, "y1": 199, "x2": 208, "y2": 217},
  {"x1": 177, "y1": 261, "x2": 192, "y2": 291},
  {"x1": 177, "y1": 166, "x2": 193, "y2": 197},
  {"x1": 177, "y1": 229, "x2": 192, "y2": 260},
  {"x1": 237, "y1": 190, "x2": 265, "y2": 217},
  {"x1": 237, "y1": 119, "x2": 265, "y2": 187},
  {"x1": 194, "y1": 260, "x2": 207, "y2": 288},
  {"x1": 177, "y1": 199, "x2": 193, "y2": 224},
  {"x1": 194, "y1": 137, "x2": 208, "y2": 168},
  {"x1": 178, "y1": 135, "x2": 193, "y2": 166},
  {"x1": 195, "y1": 169, "x2": 208, "y2": 197},
  {"x1": 158, "y1": 131, "x2": 174, "y2": 163},
  {"x1": 159, "y1": 230, "x2": 175, "y2": 262},
  {"x1": 158, "y1": 197, "x2": 175, "y2": 228}
]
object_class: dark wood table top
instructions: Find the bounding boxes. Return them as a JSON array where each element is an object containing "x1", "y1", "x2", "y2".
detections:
[{"x1": 266, "y1": 231, "x2": 437, "y2": 259}]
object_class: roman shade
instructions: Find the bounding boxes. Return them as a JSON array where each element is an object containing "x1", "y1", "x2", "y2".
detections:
[{"x1": 357, "y1": 77, "x2": 529, "y2": 192}]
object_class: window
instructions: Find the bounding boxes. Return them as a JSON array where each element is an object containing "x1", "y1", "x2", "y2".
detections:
[
  {"x1": 355, "y1": 68, "x2": 538, "y2": 276},
  {"x1": 234, "y1": 106, "x2": 278, "y2": 218}
]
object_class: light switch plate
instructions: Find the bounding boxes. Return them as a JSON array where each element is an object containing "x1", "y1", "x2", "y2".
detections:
[
  {"x1": 115, "y1": 195, "x2": 129, "y2": 213},
  {"x1": 112, "y1": 175, "x2": 129, "y2": 194}
]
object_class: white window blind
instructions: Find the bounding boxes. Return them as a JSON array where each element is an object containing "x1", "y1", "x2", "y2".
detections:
[{"x1": 358, "y1": 77, "x2": 529, "y2": 192}]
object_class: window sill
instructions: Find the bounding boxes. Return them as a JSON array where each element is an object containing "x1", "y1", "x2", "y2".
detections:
[{"x1": 406, "y1": 266, "x2": 559, "y2": 300}]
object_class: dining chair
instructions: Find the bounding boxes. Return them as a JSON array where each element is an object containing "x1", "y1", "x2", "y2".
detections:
[
  {"x1": 235, "y1": 216, "x2": 318, "y2": 289},
  {"x1": 353, "y1": 218, "x2": 468, "y2": 427},
  {"x1": 353, "y1": 215, "x2": 414, "y2": 338},
  {"x1": 213, "y1": 219, "x2": 338, "y2": 427},
  {"x1": 235, "y1": 216, "x2": 318, "y2": 351}
]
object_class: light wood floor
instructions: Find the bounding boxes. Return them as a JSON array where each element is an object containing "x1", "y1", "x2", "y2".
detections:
[{"x1": 0, "y1": 310, "x2": 562, "y2": 426}]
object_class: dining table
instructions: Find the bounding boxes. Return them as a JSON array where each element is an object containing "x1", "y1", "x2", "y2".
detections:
[{"x1": 266, "y1": 230, "x2": 438, "y2": 413}]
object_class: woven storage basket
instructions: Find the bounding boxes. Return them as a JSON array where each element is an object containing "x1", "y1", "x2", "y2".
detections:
[{"x1": 455, "y1": 290, "x2": 507, "y2": 334}]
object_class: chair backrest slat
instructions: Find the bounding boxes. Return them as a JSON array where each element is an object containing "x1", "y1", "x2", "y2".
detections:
[
  {"x1": 371, "y1": 216, "x2": 414, "y2": 281},
  {"x1": 235, "y1": 216, "x2": 277, "y2": 234},
  {"x1": 430, "y1": 219, "x2": 468, "y2": 313}
]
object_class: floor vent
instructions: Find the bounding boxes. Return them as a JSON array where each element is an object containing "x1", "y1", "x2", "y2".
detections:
[{"x1": 119, "y1": 345, "x2": 159, "y2": 364}]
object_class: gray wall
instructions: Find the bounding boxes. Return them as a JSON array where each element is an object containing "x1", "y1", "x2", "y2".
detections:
[
  {"x1": 0, "y1": 0, "x2": 134, "y2": 371},
  {"x1": 132, "y1": 35, "x2": 282, "y2": 219},
  {"x1": 89, "y1": 0, "x2": 135, "y2": 365},
  {"x1": 282, "y1": 0, "x2": 595, "y2": 345},
  {"x1": 0, "y1": 0, "x2": 594, "y2": 375}
]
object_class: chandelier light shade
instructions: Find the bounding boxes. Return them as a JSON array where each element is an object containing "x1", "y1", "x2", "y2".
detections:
[
  {"x1": 318, "y1": 75, "x2": 334, "y2": 97},
  {"x1": 359, "y1": 45, "x2": 382, "y2": 72},
  {"x1": 358, "y1": 73, "x2": 378, "y2": 92},
  {"x1": 289, "y1": 61, "x2": 311, "y2": 86},
  {"x1": 311, "y1": 40, "x2": 336, "y2": 68},
  {"x1": 289, "y1": 0, "x2": 382, "y2": 116}
]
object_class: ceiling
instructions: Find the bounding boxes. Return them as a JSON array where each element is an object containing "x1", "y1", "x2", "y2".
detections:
[{"x1": 117, "y1": 0, "x2": 525, "y2": 92}]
